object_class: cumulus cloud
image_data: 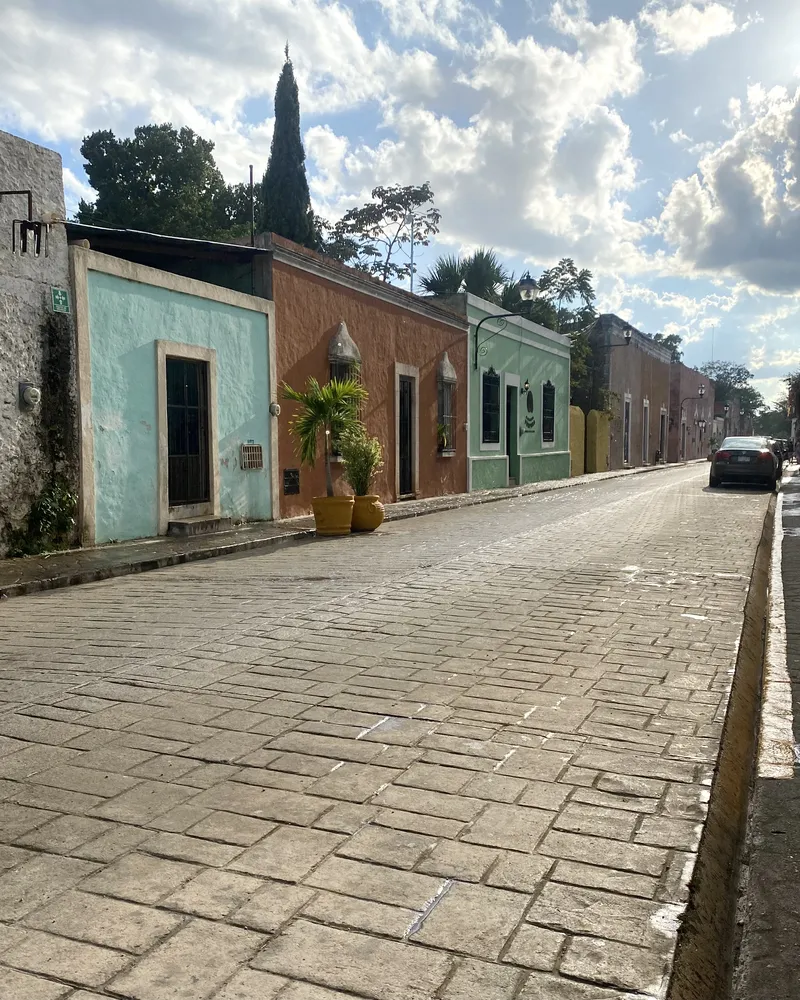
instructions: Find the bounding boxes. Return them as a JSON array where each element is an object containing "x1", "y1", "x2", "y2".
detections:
[
  {"x1": 658, "y1": 84, "x2": 800, "y2": 292},
  {"x1": 640, "y1": 1, "x2": 737, "y2": 55}
]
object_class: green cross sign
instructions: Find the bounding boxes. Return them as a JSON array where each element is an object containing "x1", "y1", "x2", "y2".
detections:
[{"x1": 51, "y1": 288, "x2": 71, "y2": 314}]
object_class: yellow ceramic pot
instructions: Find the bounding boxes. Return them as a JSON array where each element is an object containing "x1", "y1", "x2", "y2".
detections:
[
  {"x1": 352, "y1": 495, "x2": 385, "y2": 532},
  {"x1": 312, "y1": 496, "x2": 355, "y2": 536}
]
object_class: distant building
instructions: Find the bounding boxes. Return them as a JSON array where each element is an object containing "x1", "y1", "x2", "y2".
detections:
[{"x1": 668, "y1": 362, "x2": 715, "y2": 462}]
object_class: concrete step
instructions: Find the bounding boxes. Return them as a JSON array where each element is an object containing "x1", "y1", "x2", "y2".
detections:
[{"x1": 167, "y1": 515, "x2": 233, "y2": 538}]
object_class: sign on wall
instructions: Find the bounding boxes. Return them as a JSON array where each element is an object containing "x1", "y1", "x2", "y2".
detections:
[{"x1": 51, "y1": 288, "x2": 71, "y2": 314}]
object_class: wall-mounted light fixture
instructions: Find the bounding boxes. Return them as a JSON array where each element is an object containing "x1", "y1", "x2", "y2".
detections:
[
  {"x1": 521, "y1": 379, "x2": 530, "y2": 394},
  {"x1": 269, "y1": 402, "x2": 281, "y2": 417},
  {"x1": 18, "y1": 382, "x2": 41, "y2": 410}
]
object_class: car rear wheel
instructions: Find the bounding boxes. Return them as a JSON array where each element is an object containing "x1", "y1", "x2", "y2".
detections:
[
  {"x1": 767, "y1": 477, "x2": 778, "y2": 491},
  {"x1": 709, "y1": 475, "x2": 721, "y2": 488}
]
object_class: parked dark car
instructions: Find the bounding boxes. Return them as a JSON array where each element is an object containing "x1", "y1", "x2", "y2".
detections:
[{"x1": 709, "y1": 436, "x2": 779, "y2": 490}]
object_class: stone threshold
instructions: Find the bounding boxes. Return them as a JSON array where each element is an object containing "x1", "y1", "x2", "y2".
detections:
[{"x1": 0, "y1": 461, "x2": 704, "y2": 599}]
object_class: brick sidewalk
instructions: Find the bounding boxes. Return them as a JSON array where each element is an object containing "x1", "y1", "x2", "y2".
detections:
[{"x1": 0, "y1": 464, "x2": 769, "y2": 1000}]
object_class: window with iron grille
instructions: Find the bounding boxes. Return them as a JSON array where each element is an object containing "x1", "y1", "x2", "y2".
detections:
[
  {"x1": 542, "y1": 381, "x2": 556, "y2": 443},
  {"x1": 482, "y1": 370, "x2": 501, "y2": 444},
  {"x1": 329, "y1": 360, "x2": 362, "y2": 457},
  {"x1": 437, "y1": 381, "x2": 456, "y2": 453}
]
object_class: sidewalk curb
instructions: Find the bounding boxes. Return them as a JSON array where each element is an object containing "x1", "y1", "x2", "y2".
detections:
[
  {"x1": 0, "y1": 461, "x2": 703, "y2": 600},
  {"x1": 667, "y1": 493, "x2": 776, "y2": 1000}
]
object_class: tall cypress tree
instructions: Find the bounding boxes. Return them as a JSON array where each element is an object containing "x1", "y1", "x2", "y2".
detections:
[{"x1": 261, "y1": 49, "x2": 315, "y2": 247}]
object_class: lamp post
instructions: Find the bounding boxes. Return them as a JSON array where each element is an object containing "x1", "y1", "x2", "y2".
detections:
[{"x1": 473, "y1": 272, "x2": 538, "y2": 369}]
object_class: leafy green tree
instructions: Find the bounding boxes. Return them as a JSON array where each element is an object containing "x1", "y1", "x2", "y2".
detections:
[
  {"x1": 652, "y1": 332, "x2": 683, "y2": 363},
  {"x1": 699, "y1": 360, "x2": 764, "y2": 415},
  {"x1": 536, "y1": 258, "x2": 596, "y2": 334},
  {"x1": 753, "y1": 396, "x2": 791, "y2": 437},
  {"x1": 421, "y1": 247, "x2": 507, "y2": 300},
  {"x1": 261, "y1": 52, "x2": 315, "y2": 247},
  {"x1": 324, "y1": 183, "x2": 441, "y2": 283},
  {"x1": 76, "y1": 125, "x2": 234, "y2": 238}
]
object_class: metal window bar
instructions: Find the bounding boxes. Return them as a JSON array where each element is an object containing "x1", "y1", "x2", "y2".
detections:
[
  {"x1": 542, "y1": 381, "x2": 556, "y2": 443},
  {"x1": 437, "y1": 381, "x2": 456, "y2": 452}
]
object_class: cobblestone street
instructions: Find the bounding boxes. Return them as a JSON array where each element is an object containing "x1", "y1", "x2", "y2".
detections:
[{"x1": 0, "y1": 465, "x2": 771, "y2": 1000}]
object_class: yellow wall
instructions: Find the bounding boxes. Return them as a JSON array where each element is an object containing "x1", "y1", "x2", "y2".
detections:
[
  {"x1": 569, "y1": 406, "x2": 585, "y2": 476},
  {"x1": 586, "y1": 410, "x2": 611, "y2": 473}
]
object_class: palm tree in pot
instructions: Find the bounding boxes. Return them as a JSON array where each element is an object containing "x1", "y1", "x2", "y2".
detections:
[
  {"x1": 339, "y1": 426, "x2": 385, "y2": 532},
  {"x1": 282, "y1": 376, "x2": 367, "y2": 535}
]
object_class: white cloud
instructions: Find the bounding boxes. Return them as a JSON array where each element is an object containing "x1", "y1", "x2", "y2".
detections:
[
  {"x1": 658, "y1": 84, "x2": 800, "y2": 292},
  {"x1": 640, "y1": 2, "x2": 737, "y2": 56},
  {"x1": 670, "y1": 129, "x2": 692, "y2": 144}
]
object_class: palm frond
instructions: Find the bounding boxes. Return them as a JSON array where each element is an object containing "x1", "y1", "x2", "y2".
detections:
[{"x1": 420, "y1": 254, "x2": 465, "y2": 295}]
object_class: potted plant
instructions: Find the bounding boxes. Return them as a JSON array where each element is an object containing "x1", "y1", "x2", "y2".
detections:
[
  {"x1": 437, "y1": 422, "x2": 451, "y2": 453},
  {"x1": 282, "y1": 376, "x2": 367, "y2": 535},
  {"x1": 339, "y1": 426, "x2": 385, "y2": 532}
]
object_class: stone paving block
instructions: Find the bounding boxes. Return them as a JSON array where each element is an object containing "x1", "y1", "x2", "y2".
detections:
[
  {"x1": 182, "y1": 731, "x2": 269, "y2": 763},
  {"x1": 15, "y1": 815, "x2": 112, "y2": 853},
  {"x1": 302, "y1": 889, "x2": 417, "y2": 938},
  {"x1": 485, "y1": 851, "x2": 552, "y2": 893},
  {"x1": 417, "y1": 840, "x2": 499, "y2": 882},
  {"x1": 575, "y1": 749, "x2": 695, "y2": 783},
  {"x1": 502, "y1": 923, "x2": 565, "y2": 970},
  {"x1": 0, "y1": 967, "x2": 72, "y2": 1000},
  {"x1": 519, "y1": 970, "x2": 643, "y2": 999},
  {"x1": 129, "y1": 754, "x2": 201, "y2": 781},
  {"x1": 561, "y1": 935, "x2": 667, "y2": 993},
  {"x1": 0, "y1": 843, "x2": 33, "y2": 869},
  {"x1": 338, "y1": 824, "x2": 435, "y2": 870},
  {"x1": 373, "y1": 784, "x2": 482, "y2": 821},
  {"x1": 231, "y1": 825, "x2": 344, "y2": 881},
  {"x1": 308, "y1": 762, "x2": 401, "y2": 803},
  {"x1": 163, "y1": 868, "x2": 265, "y2": 918},
  {"x1": 440, "y1": 957, "x2": 523, "y2": 1000},
  {"x1": 230, "y1": 881, "x2": 316, "y2": 932},
  {"x1": 0, "y1": 803, "x2": 58, "y2": 842},
  {"x1": 0, "y1": 744, "x2": 79, "y2": 779},
  {"x1": 91, "y1": 779, "x2": 198, "y2": 823},
  {"x1": 395, "y1": 762, "x2": 473, "y2": 793},
  {"x1": 27, "y1": 763, "x2": 141, "y2": 797},
  {"x1": 109, "y1": 918, "x2": 264, "y2": 1000},
  {"x1": 373, "y1": 806, "x2": 465, "y2": 839},
  {"x1": 313, "y1": 802, "x2": 377, "y2": 834},
  {"x1": 72, "y1": 823, "x2": 151, "y2": 862},
  {"x1": 553, "y1": 802, "x2": 639, "y2": 841},
  {"x1": 79, "y1": 852, "x2": 200, "y2": 904},
  {"x1": 2, "y1": 927, "x2": 132, "y2": 987},
  {"x1": 635, "y1": 815, "x2": 701, "y2": 850},
  {"x1": 305, "y1": 856, "x2": 444, "y2": 909},
  {"x1": 22, "y1": 889, "x2": 182, "y2": 953},
  {"x1": 0, "y1": 921, "x2": 29, "y2": 952},
  {"x1": 142, "y1": 830, "x2": 244, "y2": 866},
  {"x1": 147, "y1": 803, "x2": 214, "y2": 833},
  {"x1": 0, "y1": 715, "x2": 87, "y2": 745},
  {"x1": 411, "y1": 882, "x2": 528, "y2": 959},
  {"x1": 461, "y1": 772, "x2": 528, "y2": 802},
  {"x1": 191, "y1": 781, "x2": 331, "y2": 825},
  {"x1": 539, "y1": 830, "x2": 668, "y2": 877},
  {"x1": 551, "y1": 860, "x2": 657, "y2": 899},
  {"x1": 0, "y1": 853, "x2": 99, "y2": 920},
  {"x1": 213, "y1": 969, "x2": 287, "y2": 1000},
  {"x1": 462, "y1": 803, "x2": 552, "y2": 851},
  {"x1": 525, "y1": 881, "x2": 667, "y2": 948},
  {"x1": 9, "y1": 782, "x2": 103, "y2": 816},
  {"x1": 186, "y1": 811, "x2": 276, "y2": 846},
  {"x1": 252, "y1": 918, "x2": 452, "y2": 1000}
]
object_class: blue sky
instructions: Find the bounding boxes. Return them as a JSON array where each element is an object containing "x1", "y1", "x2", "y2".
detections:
[{"x1": 3, "y1": 0, "x2": 799, "y2": 402}]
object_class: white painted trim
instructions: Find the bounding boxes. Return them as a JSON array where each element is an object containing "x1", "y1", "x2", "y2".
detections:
[
  {"x1": 466, "y1": 293, "x2": 571, "y2": 350},
  {"x1": 623, "y1": 392, "x2": 632, "y2": 466},
  {"x1": 471, "y1": 454, "x2": 508, "y2": 461},
  {"x1": 156, "y1": 341, "x2": 220, "y2": 534},
  {"x1": 541, "y1": 380, "x2": 556, "y2": 451},
  {"x1": 70, "y1": 247, "x2": 96, "y2": 547},
  {"x1": 394, "y1": 363, "x2": 419, "y2": 498},
  {"x1": 642, "y1": 399, "x2": 650, "y2": 464},
  {"x1": 504, "y1": 373, "x2": 520, "y2": 483},
  {"x1": 466, "y1": 339, "x2": 472, "y2": 492},
  {"x1": 758, "y1": 490, "x2": 793, "y2": 778},
  {"x1": 474, "y1": 322, "x2": 569, "y2": 360},
  {"x1": 479, "y1": 366, "x2": 502, "y2": 452}
]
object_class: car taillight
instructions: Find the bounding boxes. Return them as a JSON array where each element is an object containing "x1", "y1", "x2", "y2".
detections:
[
  {"x1": 758, "y1": 450, "x2": 773, "y2": 462},
  {"x1": 715, "y1": 450, "x2": 731, "y2": 460}
]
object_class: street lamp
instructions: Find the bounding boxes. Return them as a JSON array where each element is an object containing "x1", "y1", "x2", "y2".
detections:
[{"x1": 473, "y1": 273, "x2": 539, "y2": 369}]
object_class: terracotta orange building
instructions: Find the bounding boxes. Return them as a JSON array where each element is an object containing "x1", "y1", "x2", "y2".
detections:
[{"x1": 264, "y1": 236, "x2": 468, "y2": 517}]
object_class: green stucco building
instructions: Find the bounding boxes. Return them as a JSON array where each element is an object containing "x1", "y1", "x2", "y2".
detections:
[{"x1": 453, "y1": 294, "x2": 571, "y2": 491}]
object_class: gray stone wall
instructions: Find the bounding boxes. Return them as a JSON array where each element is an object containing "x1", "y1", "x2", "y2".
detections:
[{"x1": 0, "y1": 129, "x2": 78, "y2": 555}]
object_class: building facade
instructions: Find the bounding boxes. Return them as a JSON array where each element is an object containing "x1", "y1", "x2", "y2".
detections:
[
  {"x1": 437, "y1": 295, "x2": 571, "y2": 491},
  {"x1": 589, "y1": 315, "x2": 671, "y2": 471},
  {"x1": 1, "y1": 130, "x2": 79, "y2": 555},
  {"x1": 268, "y1": 236, "x2": 469, "y2": 517},
  {"x1": 72, "y1": 248, "x2": 277, "y2": 545},
  {"x1": 668, "y1": 362, "x2": 716, "y2": 462}
]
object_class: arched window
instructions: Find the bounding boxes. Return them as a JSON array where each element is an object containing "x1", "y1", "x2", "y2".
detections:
[{"x1": 328, "y1": 320, "x2": 361, "y2": 384}]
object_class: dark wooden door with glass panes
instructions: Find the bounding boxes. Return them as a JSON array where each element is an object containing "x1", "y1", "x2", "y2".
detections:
[
  {"x1": 399, "y1": 376, "x2": 414, "y2": 496},
  {"x1": 166, "y1": 357, "x2": 210, "y2": 507}
]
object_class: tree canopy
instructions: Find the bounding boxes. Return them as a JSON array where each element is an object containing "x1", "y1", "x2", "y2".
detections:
[
  {"x1": 261, "y1": 54, "x2": 315, "y2": 247},
  {"x1": 421, "y1": 247, "x2": 507, "y2": 300},
  {"x1": 324, "y1": 183, "x2": 441, "y2": 283},
  {"x1": 652, "y1": 332, "x2": 683, "y2": 363},
  {"x1": 76, "y1": 124, "x2": 247, "y2": 239},
  {"x1": 699, "y1": 360, "x2": 764, "y2": 415}
]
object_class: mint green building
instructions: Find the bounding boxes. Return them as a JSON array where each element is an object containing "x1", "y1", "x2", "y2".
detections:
[{"x1": 459, "y1": 294, "x2": 571, "y2": 491}]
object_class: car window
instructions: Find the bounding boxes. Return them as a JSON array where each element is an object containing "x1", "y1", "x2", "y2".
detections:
[{"x1": 720, "y1": 437, "x2": 769, "y2": 449}]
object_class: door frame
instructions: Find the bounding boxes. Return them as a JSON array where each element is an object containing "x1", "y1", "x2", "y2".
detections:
[
  {"x1": 394, "y1": 363, "x2": 419, "y2": 499},
  {"x1": 623, "y1": 393, "x2": 632, "y2": 465},
  {"x1": 504, "y1": 372, "x2": 520, "y2": 483},
  {"x1": 156, "y1": 340, "x2": 220, "y2": 533},
  {"x1": 642, "y1": 398, "x2": 650, "y2": 464}
]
